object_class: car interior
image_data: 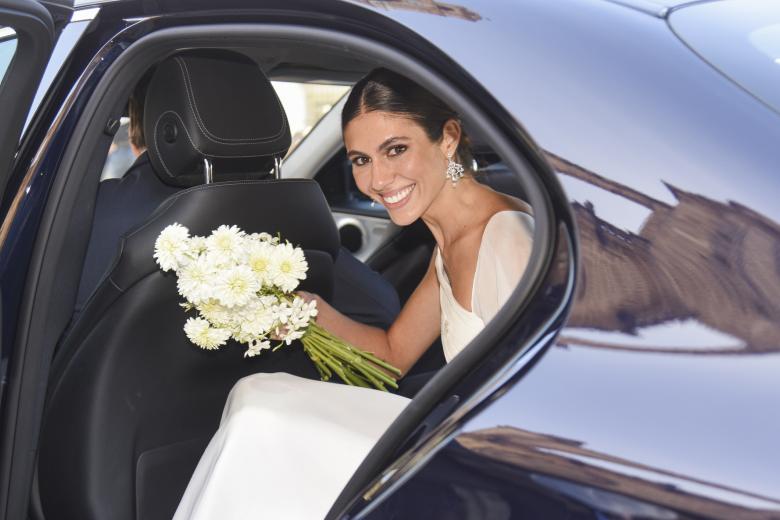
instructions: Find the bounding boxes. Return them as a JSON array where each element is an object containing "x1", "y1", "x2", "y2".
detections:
[{"x1": 28, "y1": 33, "x2": 538, "y2": 520}]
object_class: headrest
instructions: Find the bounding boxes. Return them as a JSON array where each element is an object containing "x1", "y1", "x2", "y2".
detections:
[{"x1": 144, "y1": 49, "x2": 291, "y2": 187}]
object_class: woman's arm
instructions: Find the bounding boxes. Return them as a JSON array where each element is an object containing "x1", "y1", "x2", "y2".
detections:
[{"x1": 304, "y1": 254, "x2": 441, "y2": 376}]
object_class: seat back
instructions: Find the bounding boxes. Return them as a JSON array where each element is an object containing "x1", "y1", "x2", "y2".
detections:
[
  {"x1": 39, "y1": 50, "x2": 340, "y2": 520},
  {"x1": 39, "y1": 179, "x2": 340, "y2": 520}
]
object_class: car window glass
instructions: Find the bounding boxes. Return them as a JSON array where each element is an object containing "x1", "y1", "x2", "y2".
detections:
[
  {"x1": 271, "y1": 81, "x2": 349, "y2": 155},
  {"x1": 24, "y1": 20, "x2": 93, "y2": 131},
  {"x1": 100, "y1": 117, "x2": 134, "y2": 181},
  {"x1": 0, "y1": 27, "x2": 17, "y2": 85}
]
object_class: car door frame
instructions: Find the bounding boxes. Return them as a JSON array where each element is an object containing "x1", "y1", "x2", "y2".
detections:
[
  {"x1": 0, "y1": 0, "x2": 54, "y2": 199},
  {"x1": 0, "y1": 2, "x2": 57, "y2": 518}
]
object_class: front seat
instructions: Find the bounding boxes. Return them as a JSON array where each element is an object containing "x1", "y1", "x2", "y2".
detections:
[{"x1": 38, "y1": 50, "x2": 340, "y2": 520}]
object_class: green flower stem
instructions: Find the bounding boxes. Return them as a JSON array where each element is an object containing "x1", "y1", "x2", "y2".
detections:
[
  {"x1": 307, "y1": 323, "x2": 401, "y2": 376},
  {"x1": 304, "y1": 335, "x2": 386, "y2": 389},
  {"x1": 303, "y1": 344, "x2": 332, "y2": 381},
  {"x1": 306, "y1": 335, "x2": 386, "y2": 389},
  {"x1": 270, "y1": 295, "x2": 401, "y2": 391},
  {"x1": 317, "y1": 346, "x2": 373, "y2": 388},
  {"x1": 304, "y1": 338, "x2": 369, "y2": 388},
  {"x1": 301, "y1": 323, "x2": 399, "y2": 391},
  {"x1": 345, "y1": 357, "x2": 387, "y2": 391}
]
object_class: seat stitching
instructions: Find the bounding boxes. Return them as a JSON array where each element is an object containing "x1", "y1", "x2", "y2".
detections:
[
  {"x1": 152, "y1": 110, "x2": 290, "y2": 176},
  {"x1": 177, "y1": 57, "x2": 288, "y2": 144},
  {"x1": 107, "y1": 276, "x2": 124, "y2": 292}
]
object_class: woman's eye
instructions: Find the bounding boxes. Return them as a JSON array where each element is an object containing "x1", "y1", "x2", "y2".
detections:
[
  {"x1": 352, "y1": 156, "x2": 369, "y2": 167},
  {"x1": 388, "y1": 145, "x2": 407, "y2": 157}
]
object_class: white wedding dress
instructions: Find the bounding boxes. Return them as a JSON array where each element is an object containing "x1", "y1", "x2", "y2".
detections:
[{"x1": 174, "y1": 210, "x2": 533, "y2": 520}]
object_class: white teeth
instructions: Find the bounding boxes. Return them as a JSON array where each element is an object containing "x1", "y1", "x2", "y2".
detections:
[{"x1": 383, "y1": 185, "x2": 414, "y2": 204}]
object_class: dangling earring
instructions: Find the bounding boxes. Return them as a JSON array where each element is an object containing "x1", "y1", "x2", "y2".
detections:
[
  {"x1": 445, "y1": 153, "x2": 465, "y2": 186},
  {"x1": 370, "y1": 199, "x2": 377, "y2": 208}
]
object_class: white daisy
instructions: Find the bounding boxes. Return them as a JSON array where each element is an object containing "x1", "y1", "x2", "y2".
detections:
[
  {"x1": 287, "y1": 296, "x2": 317, "y2": 329},
  {"x1": 246, "y1": 241, "x2": 274, "y2": 285},
  {"x1": 206, "y1": 225, "x2": 247, "y2": 265},
  {"x1": 249, "y1": 232, "x2": 278, "y2": 244},
  {"x1": 244, "y1": 339, "x2": 271, "y2": 358},
  {"x1": 271, "y1": 297, "x2": 314, "y2": 345},
  {"x1": 215, "y1": 265, "x2": 261, "y2": 308},
  {"x1": 270, "y1": 243, "x2": 308, "y2": 292},
  {"x1": 280, "y1": 328, "x2": 306, "y2": 345},
  {"x1": 188, "y1": 235, "x2": 209, "y2": 256},
  {"x1": 153, "y1": 223, "x2": 190, "y2": 272},
  {"x1": 183, "y1": 316, "x2": 231, "y2": 350},
  {"x1": 196, "y1": 299, "x2": 233, "y2": 328},
  {"x1": 275, "y1": 299, "x2": 294, "y2": 325},
  {"x1": 177, "y1": 254, "x2": 217, "y2": 303},
  {"x1": 231, "y1": 300, "x2": 274, "y2": 340}
]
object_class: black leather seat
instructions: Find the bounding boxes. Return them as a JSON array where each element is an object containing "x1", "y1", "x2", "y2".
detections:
[{"x1": 38, "y1": 50, "x2": 342, "y2": 520}]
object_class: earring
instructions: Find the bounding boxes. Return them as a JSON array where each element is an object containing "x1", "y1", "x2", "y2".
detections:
[
  {"x1": 445, "y1": 153, "x2": 465, "y2": 186},
  {"x1": 370, "y1": 199, "x2": 377, "y2": 208}
]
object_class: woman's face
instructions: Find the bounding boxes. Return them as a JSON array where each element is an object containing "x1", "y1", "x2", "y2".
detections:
[{"x1": 344, "y1": 110, "x2": 458, "y2": 226}]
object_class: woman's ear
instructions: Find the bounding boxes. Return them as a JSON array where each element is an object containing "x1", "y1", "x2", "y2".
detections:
[{"x1": 440, "y1": 119, "x2": 462, "y2": 157}]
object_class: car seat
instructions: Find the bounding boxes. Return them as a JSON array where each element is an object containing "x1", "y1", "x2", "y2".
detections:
[{"x1": 37, "y1": 50, "x2": 340, "y2": 520}]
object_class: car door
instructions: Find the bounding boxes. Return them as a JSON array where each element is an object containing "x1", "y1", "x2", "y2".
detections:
[
  {"x1": 0, "y1": 0, "x2": 55, "y2": 198},
  {"x1": 0, "y1": 1, "x2": 58, "y2": 517}
]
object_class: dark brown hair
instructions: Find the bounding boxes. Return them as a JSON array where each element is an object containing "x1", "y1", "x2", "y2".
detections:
[
  {"x1": 127, "y1": 68, "x2": 155, "y2": 150},
  {"x1": 342, "y1": 68, "x2": 473, "y2": 167}
]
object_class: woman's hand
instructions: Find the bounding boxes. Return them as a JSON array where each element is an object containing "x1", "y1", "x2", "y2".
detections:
[{"x1": 296, "y1": 290, "x2": 318, "y2": 305}]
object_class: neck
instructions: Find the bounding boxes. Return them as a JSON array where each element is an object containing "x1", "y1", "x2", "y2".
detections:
[{"x1": 422, "y1": 176, "x2": 489, "y2": 250}]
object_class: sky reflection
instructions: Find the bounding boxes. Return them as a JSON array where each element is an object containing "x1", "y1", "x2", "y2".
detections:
[{"x1": 464, "y1": 344, "x2": 780, "y2": 504}]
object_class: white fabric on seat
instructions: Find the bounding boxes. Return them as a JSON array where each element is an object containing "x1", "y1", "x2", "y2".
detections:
[
  {"x1": 437, "y1": 210, "x2": 534, "y2": 361},
  {"x1": 174, "y1": 373, "x2": 409, "y2": 520}
]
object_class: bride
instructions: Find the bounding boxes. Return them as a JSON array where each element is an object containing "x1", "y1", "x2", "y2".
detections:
[{"x1": 174, "y1": 68, "x2": 534, "y2": 519}]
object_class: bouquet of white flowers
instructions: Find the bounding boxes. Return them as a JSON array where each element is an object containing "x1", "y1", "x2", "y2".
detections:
[{"x1": 154, "y1": 223, "x2": 400, "y2": 391}]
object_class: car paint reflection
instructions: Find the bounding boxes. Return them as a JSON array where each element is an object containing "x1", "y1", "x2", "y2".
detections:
[
  {"x1": 351, "y1": 0, "x2": 482, "y2": 22},
  {"x1": 462, "y1": 343, "x2": 780, "y2": 515},
  {"x1": 561, "y1": 320, "x2": 745, "y2": 353},
  {"x1": 453, "y1": 151, "x2": 780, "y2": 513},
  {"x1": 455, "y1": 425, "x2": 780, "y2": 518},
  {"x1": 547, "y1": 151, "x2": 780, "y2": 354}
]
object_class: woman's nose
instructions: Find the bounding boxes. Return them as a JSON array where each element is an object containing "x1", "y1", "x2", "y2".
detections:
[{"x1": 371, "y1": 163, "x2": 394, "y2": 192}]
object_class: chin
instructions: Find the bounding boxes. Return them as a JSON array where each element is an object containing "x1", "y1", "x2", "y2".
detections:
[{"x1": 387, "y1": 210, "x2": 420, "y2": 227}]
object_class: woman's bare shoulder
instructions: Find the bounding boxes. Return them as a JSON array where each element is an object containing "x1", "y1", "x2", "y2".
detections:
[{"x1": 493, "y1": 192, "x2": 533, "y2": 216}]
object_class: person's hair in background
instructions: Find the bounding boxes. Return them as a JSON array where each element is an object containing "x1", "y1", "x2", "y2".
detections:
[
  {"x1": 342, "y1": 67, "x2": 474, "y2": 170},
  {"x1": 127, "y1": 68, "x2": 155, "y2": 157}
]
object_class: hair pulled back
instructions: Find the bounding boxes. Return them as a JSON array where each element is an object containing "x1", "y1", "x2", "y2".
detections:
[{"x1": 342, "y1": 68, "x2": 473, "y2": 168}]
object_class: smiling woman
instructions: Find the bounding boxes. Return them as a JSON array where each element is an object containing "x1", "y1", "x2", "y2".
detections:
[
  {"x1": 173, "y1": 67, "x2": 536, "y2": 519},
  {"x1": 313, "y1": 68, "x2": 534, "y2": 374}
]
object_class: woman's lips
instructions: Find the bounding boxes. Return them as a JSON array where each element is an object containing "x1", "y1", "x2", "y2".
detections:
[{"x1": 381, "y1": 184, "x2": 415, "y2": 207}]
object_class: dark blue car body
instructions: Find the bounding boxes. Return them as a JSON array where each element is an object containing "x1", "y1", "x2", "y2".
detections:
[{"x1": 0, "y1": 0, "x2": 777, "y2": 518}]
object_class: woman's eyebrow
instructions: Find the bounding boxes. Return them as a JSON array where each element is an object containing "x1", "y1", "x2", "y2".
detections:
[
  {"x1": 377, "y1": 136, "x2": 409, "y2": 151},
  {"x1": 347, "y1": 136, "x2": 410, "y2": 158}
]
